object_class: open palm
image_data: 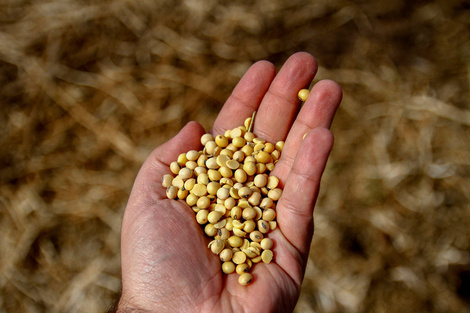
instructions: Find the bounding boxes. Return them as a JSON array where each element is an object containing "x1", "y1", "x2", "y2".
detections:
[{"x1": 116, "y1": 52, "x2": 342, "y2": 313}]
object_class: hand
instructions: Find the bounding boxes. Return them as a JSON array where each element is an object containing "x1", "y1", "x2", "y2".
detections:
[{"x1": 116, "y1": 52, "x2": 342, "y2": 313}]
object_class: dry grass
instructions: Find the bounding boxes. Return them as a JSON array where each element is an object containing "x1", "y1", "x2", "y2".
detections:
[{"x1": 1, "y1": 0, "x2": 469, "y2": 312}]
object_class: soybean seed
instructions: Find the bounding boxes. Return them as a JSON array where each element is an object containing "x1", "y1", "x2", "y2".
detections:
[
  {"x1": 197, "y1": 154, "x2": 208, "y2": 167},
  {"x1": 267, "y1": 188, "x2": 282, "y2": 201},
  {"x1": 215, "y1": 135, "x2": 229, "y2": 147},
  {"x1": 213, "y1": 219, "x2": 227, "y2": 229},
  {"x1": 232, "y1": 219, "x2": 245, "y2": 229},
  {"x1": 194, "y1": 166, "x2": 207, "y2": 176},
  {"x1": 222, "y1": 261, "x2": 235, "y2": 274},
  {"x1": 244, "y1": 156, "x2": 256, "y2": 163},
  {"x1": 232, "y1": 137, "x2": 246, "y2": 148},
  {"x1": 201, "y1": 133, "x2": 214, "y2": 146},
  {"x1": 205, "y1": 224, "x2": 218, "y2": 237},
  {"x1": 260, "y1": 238, "x2": 273, "y2": 250},
  {"x1": 166, "y1": 186, "x2": 177, "y2": 199},
  {"x1": 177, "y1": 189, "x2": 188, "y2": 199},
  {"x1": 261, "y1": 250, "x2": 273, "y2": 264},
  {"x1": 214, "y1": 204, "x2": 226, "y2": 214},
  {"x1": 219, "y1": 166, "x2": 232, "y2": 178},
  {"x1": 177, "y1": 153, "x2": 188, "y2": 166},
  {"x1": 238, "y1": 273, "x2": 253, "y2": 286},
  {"x1": 216, "y1": 187, "x2": 230, "y2": 200},
  {"x1": 244, "y1": 132, "x2": 255, "y2": 142},
  {"x1": 186, "y1": 161, "x2": 197, "y2": 170},
  {"x1": 218, "y1": 228, "x2": 230, "y2": 240},
  {"x1": 254, "y1": 174, "x2": 267, "y2": 187},
  {"x1": 249, "y1": 231, "x2": 263, "y2": 242},
  {"x1": 226, "y1": 160, "x2": 239, "y2": 170},
  {"x1": 210, "y1": 239, "x2": 225, "y2": 255},
  {"x1": 205, "y1": 141, "x2": 217, "y2": 155},
  {"x1": 192, "y1": 184, "x2": 207, "y2": 197},
  {"x1": 230, "y1": 127, "x2": 243, "y2": 138},
  {"x1": 298, "y1": 89, "x2": 310, "y2": 101},
  {"x1": 233, "y1": 227, "x2": 247, "y2": 237},
  {"x1": 208, "y1": 169, "x2": 222, "y2": 182},
  {"x1": 264, "y1": 142, "x2": 275, "y2": 153},
  {"x1": 197, "y1": 173, "x2": 209, "y2": 185},
  {"x1": 206, "y1": 157, "x2": 219, "y2": 169},
  {"x1": 241, "y1": 145, "x2": 254, "y2": 156},
  {"x1": 224, "y1": 144, "x2": 237, "y2": 153},
  {"x1": 186, "y1": 193, "x2": 198, "y2": 206},
  {"x1": 248, "y1": 192, "x2": 261, "y2": 206},
  {"x1": 162, "y1": 174, "x2": 173, "y2": 188},
  {"x1": 179, "y1": 167, "x2": 193, "y2": 180},
  {"x1": 224, "y1": 197, "x2": 236, "y2": 210},
  {"x1": 234, "y1": 169, "x2": 247, "y2": 183},
  {"x1": 242, "y1": 248, "x2": 258, "y2": 258},
  {"x1": 171, "y1": 177, "x2": 184, "y2": 189},
  {"x1": 262, "y1": 208, "x2": 276, "y2": 221},
  {"x1": 225, "y1": 218, "x2": 234, "y2": 231},
  {"x1": 233, "y1": 150, "x2": 245, "y2": 162},
  {"x1": 269, "y1": 221, "x2": 277, "y2": 230},
  {"x1": 244, "y1": 117, "x2": 252, "y2": 130},
  {"x1": 255, "y1": 163, "x2": 267, "y2": 174},
  {"x1": 258, "y1": 220, "x2": 269, "y2": 234},
  {"x1": 208, "y1": 211, "x2": 223, "y2": 224},
  {"x1": 184, "y1": 178, "x2": 196, "y2": 191},
  {"x1": 196, "y1": 210, "x2": 209, "y2": 224},
  {"x1": 170, "y1": 161, "x2": 181, "y2": 175},
  {"x1": 236, "y1": 263, "x2": 250, "y2": 275},
  {"x1": 266, "y1": 163, "x2": 275, "y2": 171},
  {"x1": 254, "y1": 143, "x2": 265, "y2": 151},
  {"x1": 243, "y1": 220, "x2": 256, "y2": 233},
  {"x1": 227, "y1": 236, "x2": 243, "y2": 248},
  {"x1": 275, "y1": 141, "x2": 284, "y2": 151},
  {"x1": 231, "y1": 206, "x2": 242, "y2": 220},
  {"x1": 229, "y1": 187, "x2": 240, "y2": 199},
  {"x1": 241, "y1": 238, "x2": 250, "y2": 250},
  {"x1": 216, "y1": 154, "x2": 230, "y2": 167},
  {"x1": 186, "y1": 150, "x2": 199, "y2": 161},
  {"x1": 267, "y1": 176, "x2": 279, "y2": 189},
  {"x1": 233, "y1": 251, "x2": 247, "y2": 264},
  {"x1": 207, "y1": 181, "x2": 220, "y2": 195},
  {"x1": 238, "y1": 187, "x2": 252, "y2": 198},
  {"x1": 260, "y1": 198, "x2": 273, "y2": 209},
  {"x1": 220, "y1": 177, "x2": 234, "y2": 186},
  {"x1": 242, "y1": 207, "x2": 256, "y2": 220},
  {"x1": 253, "y1": 206, "x2": 262, "y2": 220},
  {"x1": 196, "y1": 196, "x2": 210, "y2": 209}
]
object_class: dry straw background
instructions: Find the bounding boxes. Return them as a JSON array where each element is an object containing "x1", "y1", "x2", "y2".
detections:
[{"x1": 1, "y1": 0, "x2": 469, "y2": 312}]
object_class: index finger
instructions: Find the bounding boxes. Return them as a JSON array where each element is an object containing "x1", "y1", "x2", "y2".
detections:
[{"x1": 211, "y1": 60, "x2": 276, "y2": 136}]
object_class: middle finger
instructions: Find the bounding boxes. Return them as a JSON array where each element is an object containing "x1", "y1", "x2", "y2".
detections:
[{"x1": 253, "y1": 52, "x2": 318, "y2": 143}]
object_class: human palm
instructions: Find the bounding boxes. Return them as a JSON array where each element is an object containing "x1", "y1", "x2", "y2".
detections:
[{"x1": 117, "y1": 52, "x2": 342, "y2": 313}]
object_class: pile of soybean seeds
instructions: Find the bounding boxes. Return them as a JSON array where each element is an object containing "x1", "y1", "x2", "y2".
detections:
[{"x1": 162, "y1": 116, "x2": 283, "y2": 286}]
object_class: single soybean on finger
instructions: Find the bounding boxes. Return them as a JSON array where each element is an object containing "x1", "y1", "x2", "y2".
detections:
[{"x1": 298, "y1": 89, "x2": 310, "y2": 101}]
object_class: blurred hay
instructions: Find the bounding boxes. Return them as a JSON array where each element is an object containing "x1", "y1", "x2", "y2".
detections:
[{"x1": 0, "y1": 0, "x2": 469, "y2": 312}]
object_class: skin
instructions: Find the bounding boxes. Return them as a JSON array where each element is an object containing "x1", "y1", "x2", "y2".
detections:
[{"x1": 116, "y1": 52, "x2": 342, "y2": 313}]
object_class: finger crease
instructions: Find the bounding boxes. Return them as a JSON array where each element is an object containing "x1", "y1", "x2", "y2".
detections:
[{"x1": 280, "y1": 194, "x2": 314, "y2": 220}]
